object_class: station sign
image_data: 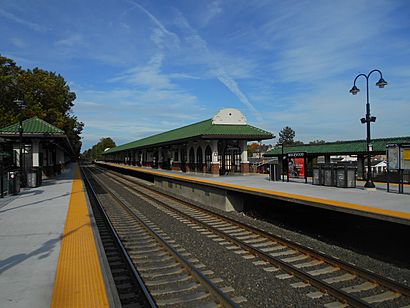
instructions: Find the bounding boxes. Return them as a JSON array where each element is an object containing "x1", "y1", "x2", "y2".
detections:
[{"x1": 287, "y1": 152, "x2": 305, "y2": 158}]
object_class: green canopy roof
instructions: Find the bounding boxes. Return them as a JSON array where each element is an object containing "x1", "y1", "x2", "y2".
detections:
[
  {"x1": 264, "y1": 136, "x2": 410, "y2": 157},
  {"x1": 0, "y1": 117, "x2": 64, "y2": 135},
  {"x1": 104, "y1": 118, "x2": 273, "y2": 154}
]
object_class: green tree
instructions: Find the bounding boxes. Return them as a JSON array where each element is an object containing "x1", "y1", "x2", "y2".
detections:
[
  {"x1": 277, "y1": 126, "x2": 304, "y2": 145},
  {"x1": 82, "y1": 137, "x2": 116, "y2": 161},
  {"x1": 0, "y1": 55, "x2": 83, "y2": 154},
  {"x1": 278, "y1": 126, "x2": 295, "y2": 145}
]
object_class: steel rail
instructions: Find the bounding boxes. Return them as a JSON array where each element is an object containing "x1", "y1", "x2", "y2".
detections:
[
  {"x1": 99, "y1": 167, "x2": 410, "y2": 307},
  {"x1": 87, "y1": 166, "x2": 239, "y2": 308},
  {"x1": 81, "y1": 166, "x2": 157, "y2": 308}
]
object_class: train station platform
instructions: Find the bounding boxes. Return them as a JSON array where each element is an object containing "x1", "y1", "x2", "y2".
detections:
[
  {"x1": 0, "y1": 163, "x2": 110, "y2": 307},
  {"x1": 99, "y1": 162, "x2": 410, "y2": 226}
]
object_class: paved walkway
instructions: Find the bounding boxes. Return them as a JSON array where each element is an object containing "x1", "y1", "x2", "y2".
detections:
[
  {"x1": 0, "y1": 165, "x2": 74, "y2": 307},
  {"x1": 101, "y1": 163, "x2": 410, "y2": 225},
  {"x1": 0, "y1": 163, "x2": 110, "y2": 308}
]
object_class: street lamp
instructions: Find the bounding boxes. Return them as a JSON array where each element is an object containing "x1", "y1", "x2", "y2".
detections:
[
  {"x1": 14, "y1": 98, "x2": 27, "y2": 187},
  {"x1": 349, "y1": 69, "x2": 387, "y2": 188}
]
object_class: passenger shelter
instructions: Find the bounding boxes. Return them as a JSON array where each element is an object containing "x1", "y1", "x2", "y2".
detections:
[
  {"x1": 0, "y1": 116, "x2": 74, "y2": 178},
  {"x1": 264, "y1": 136, "x2": 410, "y2": 179},
  {"x1": 102, "y1": 108, "x2": 273, "y2": 175}
]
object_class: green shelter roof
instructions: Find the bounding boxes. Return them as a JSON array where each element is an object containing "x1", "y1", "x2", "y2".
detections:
[
  {"x1": 104, "y1": 118, "x2": 273, "y2": 154},
  {"x1": 0, "y1": 117, "x2": 64, "y2": 135},
  {"x1": 264, "y1": 136, "x2": 410, "y2": 157}
]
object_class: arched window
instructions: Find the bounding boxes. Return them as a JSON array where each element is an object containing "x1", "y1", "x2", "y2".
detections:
[
  {"x1": 205, "y1": 146, "x2": 212, "y2": 172},
  {"x1": 196, "y1": 146, "x2": 203, "y2": 172}
]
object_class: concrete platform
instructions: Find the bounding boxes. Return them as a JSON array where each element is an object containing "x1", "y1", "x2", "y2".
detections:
[
  {"x1": 0, "y1": 163, "x2": 110, "y2": 308},
  {"x1": 0, "y1": 165, "x2": 74, "y2": 307},
  {"x1": 99, "y1": 163, "x2": 410, "y2": 226}
]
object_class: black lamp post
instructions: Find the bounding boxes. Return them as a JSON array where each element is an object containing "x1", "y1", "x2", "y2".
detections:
[
  {"x1": 349, "y1": 69, "x2": 387, "y2": 188},
  {"x1": 14, "y1": 99, "x2": 27, "y2": 187}
]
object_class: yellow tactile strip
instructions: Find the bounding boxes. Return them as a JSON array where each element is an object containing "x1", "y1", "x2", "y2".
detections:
[
  {"x1": 102, "y1": 162, "x2": 410, "y2": 222},
  {"x1": 51, "y1": 166, "x2": 109, "y2": 308}
]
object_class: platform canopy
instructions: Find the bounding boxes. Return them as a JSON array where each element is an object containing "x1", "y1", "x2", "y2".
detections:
[
  {"x1": 0, "y1": 116, "x2": 64, "y2": 136},
  {"x1": 0, "y1": 116, "x2": 74, "y2": 155},
  {"x1": 264, "y1": 136, "x2": 410, "y2": 157},
  {"x1": 104, "y1": 108, "x2": 273, "y2": 155}
]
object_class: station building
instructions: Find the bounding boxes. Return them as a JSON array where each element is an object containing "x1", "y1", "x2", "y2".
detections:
[
  {"x1": 0, "y1": 116, "x2": 74, "y2": 178},
  {"x1": 102, "y1": 109, "x2": 274, "y2": 175}
]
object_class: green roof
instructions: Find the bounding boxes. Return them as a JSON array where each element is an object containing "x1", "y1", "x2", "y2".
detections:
[
  {"x1": 104, "y1": 119, "x2": 273, "y2": 154},
  {"x1": 264, "y1": 136, "x2": 410, "y2": 156},
  {"x1": 0, "y1": 117, "x2": 64, "y2": 135}
]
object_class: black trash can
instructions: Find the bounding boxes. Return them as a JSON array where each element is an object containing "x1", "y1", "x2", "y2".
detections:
[
  {"x1": 27, "y1": 169, "x2": 37, "y2": 188},
  {"x1": 335, "y1": 165, "x2": 357, "y2": 188},
  {"x1": 346, "y1": 166, "x2": 357, "y2": 188},
  {"x1": 31, "y1": 167, "x2": 42, "y2": 187},
  {"x1": 336, "y1": 166, "x2": 346, "y2": 188},
  {"x1": 1, "y1": 171, "x2": 8, "y2": 197},
  {"x1": 323, "y1": 164, "x2": 335, "y2": 186},
  {"x1": 312, "y1": 165, "x2": 321, "y2": 185},
  {"x1": 8, "y1": 171, "x2": 20, "y2": 195},
  {"x1": 269, "y1": 163, "x2": 281, "y2": 181}
]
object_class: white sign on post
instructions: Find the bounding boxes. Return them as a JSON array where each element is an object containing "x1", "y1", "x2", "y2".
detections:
[{"x1": 388, "y1": 146, "x2": 400, "y2": 170}]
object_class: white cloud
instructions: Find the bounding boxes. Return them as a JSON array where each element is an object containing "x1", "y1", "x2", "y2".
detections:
[
  {"x1": 0, "y1": 8, "x2": 47, "y2": 32},
  {"x1": 126, "y1": 0, "x2": 180, "y2": 49},
  {"x1": 174, "y1": 10, "x2": 263, "y2": 122},
  {"x1": 259, "y1": 1, "x2": 400, "y2": 83},
  {"x1": 55, "y1": 34, "x2": 84, "y2": 47},
  {"x1": 198, "y1": 1, "x2": 223, "y2": 27},
  {"x1": 73, "y1": 85, "x2": 206, "y2": 149},
  {"x1": 10, "y1": 37, "x2": 27, "y2": 48}
]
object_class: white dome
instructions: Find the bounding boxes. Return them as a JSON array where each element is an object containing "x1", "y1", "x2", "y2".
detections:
[{"x1": 212, "y1": 108, "x2": 247, "y2": 125}]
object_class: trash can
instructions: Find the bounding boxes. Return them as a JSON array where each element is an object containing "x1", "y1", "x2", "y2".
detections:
[
  {"x1": 312, "y1": 165, "x2": 321, "y2": 185},
  {"x1": 36, "y1": 167, "x2": 42, "y2": 186},
  {"x1": 27, "y1": 169, "x2": 37, "y2": 188},
  {"x1": 336, "y1": 166, "x2": 346, "y2": 188},
  {"x1": 323, "y1": 164, "x2": 335, "y2": 186},
  {"x1": 1, "y1": 171, "x2": 8, "y2": 197},
  {"x1": 8, "y1": 171, "x2": 20, "y2": 195},
  {"x1": 269, "y1": 163, "x2": 281, "y2": 181},
  {"x1": 346, "y1": 166, "x2": 357, "y2": 188},
  {"x1": 336, "y1": 165, "x2": 357, "y2": 188},
  {"x1": 319, "y1": 165, "x2": 325, "y2": 185}
]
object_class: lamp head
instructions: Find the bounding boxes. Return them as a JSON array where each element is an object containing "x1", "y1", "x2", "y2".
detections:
[
  {"x1": 376, "y1": 78, "x2": 387, "y2": 88},
  {"x1": 349, "y1": 85, "x2": 360, "y2": 95},
  {"x1": 360, "y1": 117, "x2": 366, "y2": 124}
]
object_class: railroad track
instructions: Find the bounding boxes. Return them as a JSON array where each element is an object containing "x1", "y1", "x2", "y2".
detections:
[
  {"x1": 83, "y1": 166, "x2": 240, "y2": 307},
  {"x1": 81, "y1": 167, "x2": 156, "y2": 308},
  {"x1": 93, "y1": 165, "x2": 410, "y2": 308}
]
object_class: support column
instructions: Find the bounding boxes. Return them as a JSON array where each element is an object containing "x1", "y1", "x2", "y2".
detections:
[
  {"x1": 32, "y1": 139, "x2": 40, "y2": 167},
  {"x1": 186, "y1": 144, "x2": 192, "y2": 172},
  {"x1": 240, "y1": 140, "x2": 250, "y2": 174},
  {"x1": 172, "y1": 146, "x2": 181, "y2": 171},
  {"x1": 210, "y1": 140, "x2": 220, "y2": 175},
  {"x1": 158, "y1": 147, "x2": 163, "y2": 169}
]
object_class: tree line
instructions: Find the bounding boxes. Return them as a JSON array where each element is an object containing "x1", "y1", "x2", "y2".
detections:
[
  {"x1": 0, "y1": 55, "x2": 83, "y2": 155},
  {"x1": 248, "y1": 126, "x2": 327, "y2": 157},
  {"x1": 82, "y1": 137, "x2": 116, "y2": 161}
]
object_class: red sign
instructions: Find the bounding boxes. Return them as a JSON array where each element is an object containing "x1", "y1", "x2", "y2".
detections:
[{"x1": 288, "y1": 157, "x2": 305, "y2": 178}]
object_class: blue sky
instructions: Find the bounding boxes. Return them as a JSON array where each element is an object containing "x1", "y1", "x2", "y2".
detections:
[{"x1": 1, "y1": 0, "x2": 410, "y2": 150}]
